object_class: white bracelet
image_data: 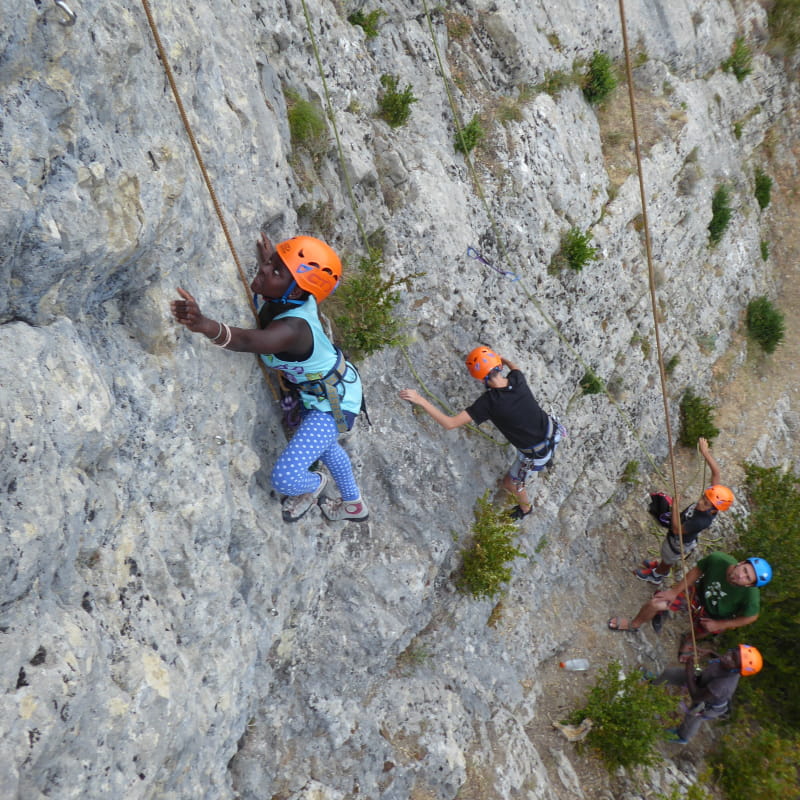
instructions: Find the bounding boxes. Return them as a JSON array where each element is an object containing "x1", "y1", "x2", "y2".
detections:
[
  {"x1": 210, "y1": 321, "x2": 224, "y2": 342},
  {"x1": 213, "y1": 323, "x2": 232, "y2": 348}
]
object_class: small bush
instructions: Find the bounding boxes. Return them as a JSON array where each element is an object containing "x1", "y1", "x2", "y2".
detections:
[
  {"x1": 347, "y1": 8, "x2": 383, "y2": 38},
  {"x1": 556, "y1": 227, "x2": 598, "y2": 272},
  {"x1": 665, "y1": 354, "x2": 680, "y2": 375},
  {"x1": 621, "y1": 460, "x2": 639, "y2": 485},
  {"x1": 458, "y1": 492, "x2": 526, "y2": 600},
  {"x1": 580, "y1": 370, "x2": 604, "y2": 396},
  {"x1": 733, "y1": 120, "x2": 744, "y2": 139},
  {"x1": 755, "y1": 168, "x2": 773, "y2": 210},
  {"x1": 566, "y1": 661, "x2": 677, "y2": 770},
  {"x1": 722, "y1": 37, "x2": 753, "y2": 81},
  {"x1": 377, "y1": 74, "x2": 417, "y2": 128},
  {"x1": 747, "y1": 296, "x2": 785, "y2": 354},
  {"x1": 286, "y1": 91, "x2": 328, "y2": 155},
  {"x1": 761, "y1": 240, "x2": 770, "y2": 261},
  {"x1": 679, "y1": 388, "x2": 719, "y2": 447},
  {"x1": 582, "y1": 51, "x2": 618, "y2": 105},
  {"x1": 330, "y1": 249, "x2": 419, "y2": 360},
  {"x1": 454, "y1": 115, "x2": 484, "y2": 154},
  {"x1": 708, "y1": 184, "x2": 732, "y2": 245}
]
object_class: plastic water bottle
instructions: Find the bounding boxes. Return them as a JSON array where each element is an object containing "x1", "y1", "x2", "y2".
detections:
[{"x1": 559, "y1": 658, "x2": 590, "y2": 671}]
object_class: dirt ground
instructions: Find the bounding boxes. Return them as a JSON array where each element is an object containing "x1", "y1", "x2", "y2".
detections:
[{"x1": 521, "y1": 130, "x2": 800, "y2": 795}]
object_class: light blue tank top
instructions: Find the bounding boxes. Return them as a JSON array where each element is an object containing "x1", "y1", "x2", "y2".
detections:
[{"x1": 259, "y1": 296, "x2": 363, "y2": 416}]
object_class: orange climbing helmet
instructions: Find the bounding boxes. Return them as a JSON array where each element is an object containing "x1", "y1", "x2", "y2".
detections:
[
  {"x1": 704, "y1": 484, "x2": 734, "y2": 512},
  {"x1": 738, "y1": 644, "x2": 763, "y2": 676},
  {"x1": 466, "y1": 347, "x2": 502, "y2": 381},
  {"x1": 275, "y1": 236, "x2": 342, "y2": 302}
]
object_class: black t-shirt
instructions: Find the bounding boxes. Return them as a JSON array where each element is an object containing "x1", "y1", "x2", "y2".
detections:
[
  {"x1": 671, "y1": 502, "x2": 716, "y2": 545},
  {"x1": 466, "y1": 370, "x2": 550, "y2": 449}
]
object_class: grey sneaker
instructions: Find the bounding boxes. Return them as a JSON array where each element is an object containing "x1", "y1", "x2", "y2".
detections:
[
  {"x1": 635, "y1": 566, "x2": 667, "y2": 585},
  {"x1": 282, "y1": 472, "x2": 328, "y2": 523},
  {"x1": 319, "y1": 495, "x2": 369, "y2": 522}
]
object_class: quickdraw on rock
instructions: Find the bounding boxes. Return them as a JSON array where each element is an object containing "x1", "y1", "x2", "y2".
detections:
[{"x1": 467, "y1": 246, "x2": 519, "y2": 282}]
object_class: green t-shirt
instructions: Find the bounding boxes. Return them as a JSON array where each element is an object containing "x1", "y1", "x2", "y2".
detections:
[{"x1": 697, "y1": 552, "x2": 760, "y2": 620}]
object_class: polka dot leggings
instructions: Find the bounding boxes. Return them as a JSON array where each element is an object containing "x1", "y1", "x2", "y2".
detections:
[{"x1": 271, "y1": 409, "x2": 360, "y2": 501}]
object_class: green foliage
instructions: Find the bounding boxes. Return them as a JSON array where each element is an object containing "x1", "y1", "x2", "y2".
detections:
[
  {"x1": 722, "y1": 37, "x2": 753, "y2": 82},
  {"x1": 761, "y1": 240, "x2": 770, "y2": 261},
  {"x1": 655, "y1": 781, "x2": 713, "y2": 800},
  {"x1": 708, "y1": 184, "x2": 732, "y2": 245},
  {"x1": 454, "y1": 115, "x2": 484, "y2": 154},
  {"x1": 330, "y1": 249, "x2": 418, "y2": 359},
  {"x1": 536, "y1": 69, "x2": 576, "y2": 98},
  {"x1": 768, "y1": 0, "x2": 800, "y2": 55},
  {"x1": 566, "y1": 661, "x2": 677, "y2": 770},
  {"x1": 621, "y1": 460, "x2": 639, "y2": 485},
  {"x1": 679, "y1": 388, "x2": 719, "y2": 447},
  {"x1": 347, "y1": 8, "x2": 384, "y2": 38},
  {"x1": 458, "y1": 492, "x2": 526, "y2": 600},
  {"x1": 733, "y1": 120, "x2": 743, "y2": 139},
  {"x1": 377, "y1": 74, "x2": 417, "y2": 128},
  {"x1": 555, "y1": 227, "x2": 598, "y2": 272},
  {"x1": 754, "y1": 168, "x2": 773, "y2": 210},
  {"x1": 582, "y1": 51, "x2": 618, "y2": 105},
  {"x1": 286, "y1": 91, "x2": 328, "y2": 155},
  {"x1": 730, "y1": 464, "x2": 800, "y2": 730},
  {"x1": 580, "y1": 370, "x2": 604, "y2": 396},
  {"x1": 747, "y1": 296, "x2": 785, "y2": 354},
  {"x1": 665, "y1": 354, "x2": 680, "y2": 375},
  {"x1": 712, "y1": 713, "x2": 800, "y2": 800}
]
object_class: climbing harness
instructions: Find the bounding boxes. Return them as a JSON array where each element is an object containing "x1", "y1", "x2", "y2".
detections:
[
  {"x1": 295, "y1": 348, "x2": 359, "y2": 434},
  {"x1": 467, "y1": 246, "x2": 519, "y2": 282},
  {"x1": 513, "y1": 417, "x2": 565, "y2": 484}
]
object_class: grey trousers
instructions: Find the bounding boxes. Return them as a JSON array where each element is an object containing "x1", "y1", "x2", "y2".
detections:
[{"x1": 655, "y1": 667, "x2": 728, "y2": 741}]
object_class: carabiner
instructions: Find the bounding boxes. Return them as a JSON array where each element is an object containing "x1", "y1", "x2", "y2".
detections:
[{"x1": 54, "y1": 0, "x2": 77, "y2": 26}]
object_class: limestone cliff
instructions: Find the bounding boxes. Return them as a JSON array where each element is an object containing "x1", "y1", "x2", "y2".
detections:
[{"x1": 1, "y1": 1, "x2": 798, "y2": 798}]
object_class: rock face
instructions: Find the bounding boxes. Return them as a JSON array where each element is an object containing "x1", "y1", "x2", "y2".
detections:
[{"x1": 1, "y1": 0, "x2": 797, "y2": 798}]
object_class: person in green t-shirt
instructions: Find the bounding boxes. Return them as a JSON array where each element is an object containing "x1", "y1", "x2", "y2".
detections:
[{"x1": 608, "y1": 551, "x2": 772, "y2": 654}]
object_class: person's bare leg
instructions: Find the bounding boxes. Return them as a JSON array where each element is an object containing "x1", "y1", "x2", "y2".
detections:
[{"x1": 502, "y1": 473, "x2": 531, "y2": 513}]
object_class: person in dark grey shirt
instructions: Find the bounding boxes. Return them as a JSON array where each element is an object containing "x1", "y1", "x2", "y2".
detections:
[{"x1": 655, "y1": 643, "x2": 763, "y2": 743}]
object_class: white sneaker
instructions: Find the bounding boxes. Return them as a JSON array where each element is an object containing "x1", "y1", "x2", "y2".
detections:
[
  {"x1": 319, "y1": 495, "x2": 369, "y2": 522},
  {"x1": 281, "y1": 472, "x2": 328, "y2": 523}
]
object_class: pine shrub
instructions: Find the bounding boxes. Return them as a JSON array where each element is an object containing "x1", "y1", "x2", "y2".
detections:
[
  {"x1": 329, "y1": 249, "x2": 417, "y2": 359},
  {"x1": 722, "y1": 37, "x2": 753, "y2": 82},
  {"x1": 454, "y1": 115, "x2": 484, "y2": 154},
  {"x1": 747, "y1": 296, "x2": 785, "y2": 354},
  {"x1": 679, "y1": 389, "x2": 719, "y2": 446},
  {"x1": 580, "y1": 370, "x2": 604, "y2": 396},
  {"x1": 754, "y1": 168, "x2": 773, "y2": 210},
  {"x1": 458, "y1": 492, "x2": 526, "y2": 600},
  {"x1": 347, "y1": 8, "x2": 383, "y2": 38},
  {"x1": 566, "y1": 661, "x2": 677, "y2": 770},
  {"x1": 582, "y1": 51, "x2": 617, "y2": 105},
  {"x1": 377, "y1": 74, "x2": 417, "y2": 128},
  {"x1": 708, "y1": 185, "x2": 732, "y2": 245}
]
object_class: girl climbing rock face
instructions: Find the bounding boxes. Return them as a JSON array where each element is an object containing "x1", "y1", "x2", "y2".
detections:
[{"x1": 170, "y1": 233, "x2": 368, "y2": 523}]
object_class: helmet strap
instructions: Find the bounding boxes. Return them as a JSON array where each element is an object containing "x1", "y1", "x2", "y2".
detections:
[{"x1": 263, "y1": 279, "x2": 305, "y2": 306}]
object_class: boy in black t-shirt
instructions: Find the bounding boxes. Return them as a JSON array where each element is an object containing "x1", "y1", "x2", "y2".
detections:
[
  {"x1": 636, "y1": 437, "x2": 734, "y2": 586},
  {"x1": 399, "y1": 347, "x2": 565, "y2": 520}
]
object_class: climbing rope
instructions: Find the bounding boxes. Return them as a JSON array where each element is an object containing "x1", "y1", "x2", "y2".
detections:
[
  {"x1": 139, "y1": 0, "x2": 281, "y2": 404},
  {"x1": 417, "y1": 0, "x2": 669, "y2": 482},
  {"x1": 617, "y1": 0, "x2": 699, "y2": 661}
]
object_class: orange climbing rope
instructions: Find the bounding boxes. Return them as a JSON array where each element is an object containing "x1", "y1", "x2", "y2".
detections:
[
  {"x1": 139, "y1": 0, "x2": 281, "y2": 403},
  {"x1": 617, "y1": 0, "x2": 699, "y2": 658}
]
